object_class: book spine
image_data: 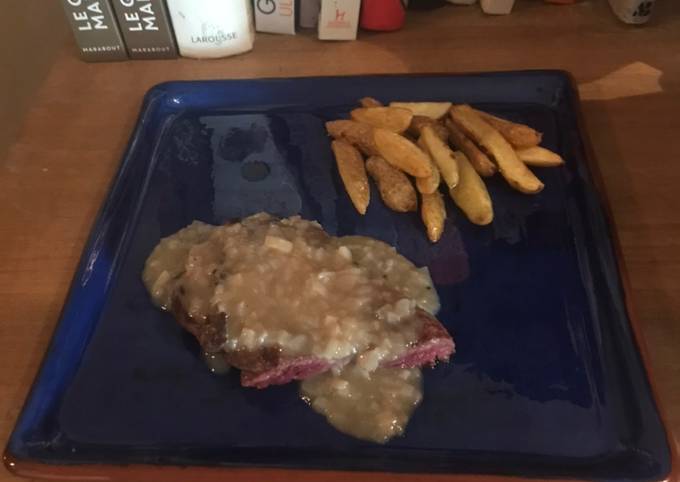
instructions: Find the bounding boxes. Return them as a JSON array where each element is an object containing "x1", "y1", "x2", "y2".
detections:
[
  {"x1": 111, "y1": 0, "x2": 178, "y2": 59},
  {"x1": 60, "y1": 0, "x2": 128, "y2": 61},
  {"x1": 254, "y1": 0, "x2": 296, "y2": 35}
]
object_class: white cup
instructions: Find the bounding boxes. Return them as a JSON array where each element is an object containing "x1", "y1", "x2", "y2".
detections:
[{"x1": 608, "y1": 0, "x2": 655, "y2": 24}]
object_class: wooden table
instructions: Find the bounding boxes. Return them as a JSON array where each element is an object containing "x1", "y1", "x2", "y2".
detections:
[{"x1": 1, "y1": 1, "x2": 679, "y2": 480}]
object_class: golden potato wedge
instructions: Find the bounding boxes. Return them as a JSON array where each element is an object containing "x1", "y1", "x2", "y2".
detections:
[
  {"x1": 331, "y1": 140, "x2": 370, "y2": 215},
  {"x1": 359, "y1": 96, "x2": 383, "y2": 108},
  {"x1": 516, "y1": 146, "x2": 564, "y2": 167},
  {"x1": 409, "y1": 115, "x2": 449, "y2": 141},
  {"x1": 390, "y1": 101, "x2": 452, "y2": 120},
  {"x1": 366, "y1": 156, "x2": 417, "y2": 212},
  {"x1": 373, "y1": 128, "x2": 432, "y2": 178},
  {"x1": 449, "y1": 105, "x2": 544, "y2": 194},
  {"x1": 449, "y1": 151, "x2": 493, "y2": 226},
  {"x1": 351, "y1": 107, "x2": 413, "y2": 134},
  {"x1": 420, "y1": 125, "x2": 459, "y2": 189},
  {"x1": 444, "y1": 118, "x2": 497, "y2": 177},
  {"x1": 326, "y1": 120, "x2": 378, "y2": 156},
  {"x1": 473, "y1": 109, "x2": 542, "y2": 149},
  {"x1": 420, "y1": 191, "x2": 446, "y2": 243},
  {"x1": 415, "y1": 137, "x2": 441, "y2": 194}
]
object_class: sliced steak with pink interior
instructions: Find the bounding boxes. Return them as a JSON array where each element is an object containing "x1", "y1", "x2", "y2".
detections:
[
  {"x1": 381, "y1": 309, "x2": 455, "y2": 370},
  {"x1": 236, "y1": 353, "x2": 347, "y2": 389},
  {"x1": 174, "y1": 302, "x2": 455, "y2": 389},
  {"x1": 240, "y1": 309, "x2": 454, "y2": 388}
]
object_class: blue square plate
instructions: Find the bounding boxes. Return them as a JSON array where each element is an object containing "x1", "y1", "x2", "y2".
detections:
[{"x1": 4, "y1": 72, "x2": 674, "y2": 482}]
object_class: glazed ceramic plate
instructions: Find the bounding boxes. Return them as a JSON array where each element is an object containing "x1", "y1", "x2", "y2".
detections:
[{"x1": 4, "y1": 72, "x2": 674, "y2": 481}]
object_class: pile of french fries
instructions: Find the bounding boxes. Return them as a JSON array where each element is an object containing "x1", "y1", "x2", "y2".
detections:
[{"x1": 327, "y1": 98, "x2": 564, "y2": 242}]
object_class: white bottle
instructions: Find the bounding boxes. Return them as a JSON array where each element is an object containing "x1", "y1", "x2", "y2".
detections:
[
  {"x1": 608, "y1": 0, "x2": 654, "y2": 24},
  {"x1": 480, "y1": 0, "x2": 515, "y2": 14},
  {"x1": 166, "y1": 0, "x2": 255, "y2": 59}
]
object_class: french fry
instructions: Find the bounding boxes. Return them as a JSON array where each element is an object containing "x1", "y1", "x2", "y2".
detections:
[
  {"x1": 373, "y1": 128, "x2": 433, "y2": 178},
  {"x1": 420, "y1": 191, "x2": 446, "y2": 243},
  {"x1": 331, "y1": 140, "x2": 370, "y2": 215},
  {"x1": 473, "y1": 109, "x2": 542, "y2": 149},
  {"x1": 420, "y1": 125, "x2": 459, "y2": 189},
  {"x1": 444, "y1": 118, "x2": 497, "y2": 177},
  {"x1": 516, "y1": 146, "x2": 564, "y2": 167},
  {"x1": 326, "y1": 120, "x2": 378, "y2": 156},
  {"x1": 449, "y1": 105, "x2": 544, "y2": 194},
  {"x1": 366, "y1": 156, "x2": 417, "y2": 212},
  {"x1": 449, "y1": 151, "x2": 493, "y2": 226},
  {"x1": 415, "y1": 137, "x2": 441, "y2": 194},
  {"x1": 359, "y1": 97, "x2": 383, "y2": 108},
  {"x1": 390, "y1": 101, "x2": 452, "y2": 120},
  {"x1": 409, "y1": 115, "x2": 449, "y2": 141},
  {"x1": 351, "y1": 107, "x2": 413, "y2": 134}
]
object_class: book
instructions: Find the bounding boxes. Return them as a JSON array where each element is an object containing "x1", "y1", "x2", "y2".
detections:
[
  {"x1": 111, "y1": 0, "x2": 177, "y2": 59},
  {"x1": 318, "y1": 0, "x2": 360, "y2": 40},
  {"x1": 254, "y1": 0, "x2": 296, "y2": 35},
  {"x1": 61, "y1": 0, "x2": 127, "y2": 61}
]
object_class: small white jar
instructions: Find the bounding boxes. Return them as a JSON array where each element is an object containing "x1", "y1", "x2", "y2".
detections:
[
  {"x1": 608, "y1": 0, "x2": 655, "y2": 24},
  {"x1": 480, "y1": 0, "x2": 515, "y2": 14},
  {"x1": 166, "y1": 0, "x2": 255, "y2": 59}
]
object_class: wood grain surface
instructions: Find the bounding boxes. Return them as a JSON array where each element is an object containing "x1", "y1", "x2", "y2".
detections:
[
  {"x1": 1, "y1": 1, "x2": 679, "y2": 480},
  {"x1": 0, "y1": 1, "x2": 68, "y2": 160}
]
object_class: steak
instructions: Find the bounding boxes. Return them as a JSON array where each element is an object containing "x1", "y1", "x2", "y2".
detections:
[{"x1": 173, "y1": 300, "x2": 454, "y2": 389}]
